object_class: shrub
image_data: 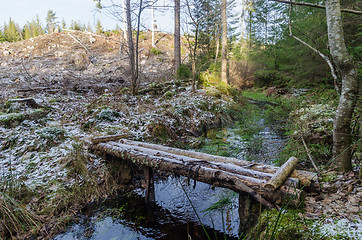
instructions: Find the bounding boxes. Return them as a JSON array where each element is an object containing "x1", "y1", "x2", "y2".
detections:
[
  {"x1": 176, "y1": 64, "x2": 191, "y2": 79},
  {"x1": 254, "y1": 69, "x2": 291, "y2": 87},
  {"x1": 151, "y1": 47, "x2": 161, "y2": 55}
]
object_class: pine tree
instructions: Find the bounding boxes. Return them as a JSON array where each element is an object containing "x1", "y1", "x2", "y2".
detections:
[
  {"x1": 96, "y1": 19, "x2": 103, "y2": 34},
  {"x1": 61, "y1": 18, "x2": 67, "y2": 29},
  {"x1": 46, "y1": 10, "x2": 58, "y2": 33},
  {"x1": 23, "y1": 23, "x2": 32, "y2": 39},
  {"x1": 0, "y1": 28, "x2": 5, "y2": 42}
]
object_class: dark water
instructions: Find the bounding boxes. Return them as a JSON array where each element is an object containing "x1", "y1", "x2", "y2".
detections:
[{"x1": 54, "y1": 176, "x2": 240, "y2": 240}]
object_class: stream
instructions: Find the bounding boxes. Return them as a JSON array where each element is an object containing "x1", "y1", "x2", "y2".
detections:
[{"x1": 54, "y1": 115, "x2": 287, "y2": 240}]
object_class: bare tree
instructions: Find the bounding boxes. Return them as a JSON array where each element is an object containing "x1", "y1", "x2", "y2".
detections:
[{"x1": 174, "y1": 0, "x2": 181, "y2": 72}]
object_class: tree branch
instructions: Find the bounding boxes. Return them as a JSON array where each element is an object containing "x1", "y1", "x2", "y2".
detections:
[
  {"x1": 287, "y1": 2, "x2": 340, "y2": 93},
  {"x1": 270, "y1": 0, "x2": 362, "y2": 15}
]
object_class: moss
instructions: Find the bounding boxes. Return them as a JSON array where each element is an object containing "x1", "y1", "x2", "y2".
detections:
[
  {"x1": 162, "y1": 91, "x2": 173, "y2": 99},
  {"x1": 249, "y1": 209, "x2": 306, "y2": 240},
  {"x1": 96, "y1": 108, "x2": 121, "y2": 122},
  {"x1": 0, "y1": 109, "x2": 48, "y2": 127}
]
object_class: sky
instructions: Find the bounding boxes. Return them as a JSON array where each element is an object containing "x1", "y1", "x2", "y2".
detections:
[
  {"x1": 0, "y1": 0, "x2": 240, "y2": 35},
  {"x1": 0, "y1": 0, "x2": 127, "y2": 31}
]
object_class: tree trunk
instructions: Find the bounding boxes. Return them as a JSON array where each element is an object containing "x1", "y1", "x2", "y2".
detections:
[
  {"x1": 221, "y1": 0, "x2": 229, "y2": 84},
  {"x1": 214, "y1": 24, "x2": 220, "y2": 64},
  {"x1": 151, "y1": 0, "x2": 155, "y2": 47},
  {"x1": 325, "y1": 0, "x2": 358, "y2": 171},
  {"x1": 174, "y1": 0, "x2": 181, "y2": 73},
  {"x1": 240, "y1": 0, "x2": 246, "y2": 54},
  {"x1": 126, "y1": 0, "x2": 136, "y2": 94},
  {"x1": 122, "y1": 0, "x2": 127, "y2": 40}
]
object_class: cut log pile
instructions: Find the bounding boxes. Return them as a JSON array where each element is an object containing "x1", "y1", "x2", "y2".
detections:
[{"x1": 89, "y1": 137, "x2": 320, "y2": 209}]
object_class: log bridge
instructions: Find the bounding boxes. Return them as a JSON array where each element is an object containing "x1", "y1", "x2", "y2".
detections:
[{"x1": 89, "y1": 136, "x2": 320, "y2": 209}]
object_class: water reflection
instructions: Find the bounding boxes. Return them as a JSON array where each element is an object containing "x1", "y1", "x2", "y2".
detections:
[{"x1": 55, "y1": 176, "x2": 239, "y2": 240}]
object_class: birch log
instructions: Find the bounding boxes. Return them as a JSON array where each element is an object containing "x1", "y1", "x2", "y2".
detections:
[
  {"x1": 265, "y1": 157, "x2": 298, "y2": 190},
  {"x1": 114, "y1": 139, "x2": 318, "y2": 191},
  {"x1": 91, "y1": 142, "x2": 303, "y2": 207}
]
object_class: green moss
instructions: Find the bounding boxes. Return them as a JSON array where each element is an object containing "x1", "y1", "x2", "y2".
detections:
[
  {"x1": 0, "y1": 109, "x2": 47, "y2": 127},
  {"x1": 249, "y1": 209, "x2": 305, "y2": 240}
]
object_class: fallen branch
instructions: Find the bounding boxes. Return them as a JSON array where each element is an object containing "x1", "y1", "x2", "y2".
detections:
[
  {"x1": 67, "y1": 32, "x2": 95, "y2": 62},
  {"x1": 17, "y1": 87, "x2": 60, "y2": 93},
  {"x1": 301, "y1": 137, "x2": 319, "y2": 173}
]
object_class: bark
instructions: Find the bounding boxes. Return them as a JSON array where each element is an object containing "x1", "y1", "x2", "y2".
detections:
[
  {"x1": 326, "y1": 0, "x2": 358, "y2": 171},
  {"x1": 122, "y1": 0, "x2": 127, "y2": 40},
  {"x1": 91, "y1": 141, "x2": 303, "y2": 208},
  {"x1": 265, "y1": 157, "x2": 298, "y2": 190},
  {"x1": 151, "y1": 0, "x2": 155, "y2": 47},
  {"x1": 214, "y1": 24, "x2": 220, "y2": 64},
  {"x1": 126, "y1": 0, "x2": 136, "y2": 94},
  {"x1": 221, "y1": 0, "x2": 229, "y2": 84},
  {"x1": 240, "y1": 0, "x2": 246, "y2": 51},
  {"x1": 174, "y1": 0, "x2": 181, "y2": 72},
  {"x1": 134, "y1": 0, "x2": 143, "y2": 94},
  {"x1": 116, "y1": 138, "x2": 318, "y2": 190}
]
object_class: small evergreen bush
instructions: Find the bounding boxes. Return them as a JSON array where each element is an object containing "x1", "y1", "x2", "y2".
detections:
[{"x1": 176, "y1": 64, "x2": 191, "y2": 79}]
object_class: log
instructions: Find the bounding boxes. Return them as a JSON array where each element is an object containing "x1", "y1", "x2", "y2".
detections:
[
  {"x1": 91, "y1": 134, "x2": 128, "y2": 144},
  {"x1": 108, "y1": 141, "x2": 300, "y2": 188},
  {"x1": 265, "y1": 157, "x2": 298, "y2": 190},
  {"x1": 0, "y1": 109, "x2": 49, "y2": 127},
  {"x1": 7, "y1": 98, "x2": 45, "y2": 109},
  {"x1": 115, "y1": 139, "x2": 318, "y2": 191},
  {"x1": 91, "y1": 142, "x2": 303, "y2": 208},
  {"x1": 17, "y1": 87, "x2": 60, "y2": 93}
]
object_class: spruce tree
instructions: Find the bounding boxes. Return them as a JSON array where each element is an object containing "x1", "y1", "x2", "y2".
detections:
[{"x1": 3, "y1": 18, "x2": 21, "y2": 42}]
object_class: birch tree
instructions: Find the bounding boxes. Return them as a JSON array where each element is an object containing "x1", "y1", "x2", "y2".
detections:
[
  {"x1": 281, "y1": 0, "x2": 359, "y2": 171},
  {"x1": 325, "y1": 0, "x2": 358, "y2": 171}
]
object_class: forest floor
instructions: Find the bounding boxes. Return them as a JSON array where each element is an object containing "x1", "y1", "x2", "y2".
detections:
[{"x1": 0, "y1": 32, "x2": 361, "y2": 239}]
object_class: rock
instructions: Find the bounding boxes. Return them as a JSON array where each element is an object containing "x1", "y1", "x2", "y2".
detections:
[{"x1": 3, "y1": 50, "x2": 11, "y2": 56}]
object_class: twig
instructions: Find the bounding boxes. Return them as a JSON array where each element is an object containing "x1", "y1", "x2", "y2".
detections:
[{"x1": 301, "y1": 137, "x2": 319, "y2": 173}]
